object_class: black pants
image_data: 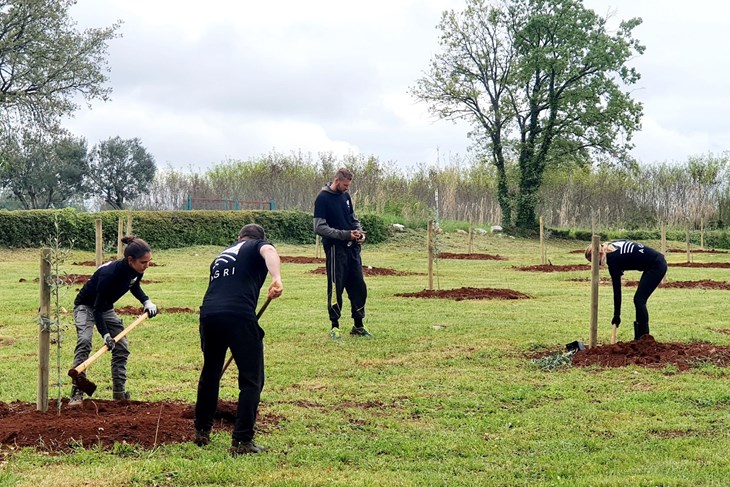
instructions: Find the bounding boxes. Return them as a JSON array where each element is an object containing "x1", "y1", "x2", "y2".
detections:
[
  {"x1": 194, "y1": 314, "x2": 265, "y2": 442},
  {"x1": 633, "y1": 257, "x2": 668, "y2": 339},
  {"x1": 325, "y1": 243, "x2": 367, "y2": 324}
]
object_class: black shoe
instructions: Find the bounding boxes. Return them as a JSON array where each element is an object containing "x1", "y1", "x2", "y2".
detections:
[
  {"x1": 194, "y1": 429, "x2": 211, "y2": 447},
  {"x1": 350, "y1": 325, "x2": 373, "y2": 337},
  {"x1": 229, "y1": 439, "x2": 266, "y2": 456},
  {"x1": 112, "y1": 390, "x2": 131, "y2": 400},
  {"x1": 68, "y1": 386, "x2": 84, "y2": 407}
]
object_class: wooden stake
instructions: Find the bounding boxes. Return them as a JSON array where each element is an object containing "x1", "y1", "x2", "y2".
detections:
[
  {"x1": 38, "y1": 249, "x2": 51, "y2": 412},
  {"x1": 95, "y1": 218, "x2": 103, "y2": 267},
  {"x1": 700, "y1": 217, "x2": 704, "y2": 250},
  {"x1": 117, "y1": 216, "x2": 124, "y2": 259},
  {"x1": 660, "y1": 222, "x2": 667, "y2": 284},
  {"x1": 539, "y1": 216, "x2": 546, "y2": 265},
  {"x1": 589, "y1": 234, "x2": 600, "y2": 348},
  {"x1": 685, "y1": 221, "x2": 691, "y2": 263},
  {"x1": 427, "y1": 220, "x2": 434, "y2": 290},
  {"x1": 126, "y1": 213, "x2": 133, "y2": 235},
  {"x1": 315, "y1": 235, "x2": 321, "y2": 259},
  {"x1": 468, "y1": 224, "x2": 473, "y2": 254}
]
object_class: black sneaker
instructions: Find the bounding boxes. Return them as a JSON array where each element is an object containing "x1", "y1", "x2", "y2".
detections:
[
  {"x1": 229, "y1": 440, "x2": 266, "y2": 456},
  {"x1": 194, "y1": 429, "x2": 211, "y2": 446},
  {"x1": 350, "y1": 326, "x2": 373, "y2": 337},
  {"x1": 112, "y1": 390, "x2": 131, "y2": 400}
]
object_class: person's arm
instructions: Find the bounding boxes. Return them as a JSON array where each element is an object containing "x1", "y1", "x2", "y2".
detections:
[
  {"x1": 130, "y1": 275, "x2": 157, "y2": 317},
  {"x1": 313, "y1": 217, "x2": 354, "y2": 241},
  {"x1": 260, "y1": 244, "x2": 283, "y2": 299},
  {"x1": 92, "y1": 275, "x2": 114, "y2": 338}
]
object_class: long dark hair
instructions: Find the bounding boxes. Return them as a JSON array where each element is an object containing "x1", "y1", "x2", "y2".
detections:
[{"x1": 121, "y1": 235, "x2": 151, "y2": 260}]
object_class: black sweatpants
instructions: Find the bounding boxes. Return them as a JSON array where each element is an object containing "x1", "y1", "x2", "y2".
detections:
[
  {"x1": 194, "y1": 314, "x2": 265, "y2": 442},
  {"x1": 633, "y1": 257, "x2": 668, "y2": 339},
  {"x1": 325, "y1": 243, "x2": 367, "y2": 324}
]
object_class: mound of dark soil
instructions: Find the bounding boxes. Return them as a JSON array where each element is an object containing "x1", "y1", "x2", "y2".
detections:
[
  {"x1": 115, "y1": 306, "x2": 196, "y2": 315},
  {"x1": 73, "y1": 261, "x2": 161, "y2": 267},
  {"x1": 571, "y1": 335, "x2": 730, "y2": 370},
  {"x1": 280, "y1": 256, "x2": 326, "y2": 264},
  {"x1": 309, "y1": 266, "x2": 421, "y2": 276},
  {"x1": 670, "y1": 262, "x2": 730, "y2": 269},
  {"x1": 395, "y1": 287, "x2": 530, "y2": 300},
  {"x1": 667, "y1": 248, "x2": 728, "y2": 254},
  {"x1": 513, "y1": 264, "x2": 590, "y2": 272},
  {"x1": 566, "y1": 278, "x2": 730, "y2": 290},
  {"x1": 438, "y1": 252, "x2": 507, "y2": 260},
  {"x1": 0, "y1": 399, "x2": 282, "y2": 453}
]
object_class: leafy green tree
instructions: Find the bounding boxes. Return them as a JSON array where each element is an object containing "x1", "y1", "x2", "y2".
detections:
[
  {"x1": 0, "y1": 130, "x2": 87, "y2": 208},
  {"x1": 86, "y1": 136, "x2": 156, "y2": 209},
  {"x1": 411, "y1": 0, "x2": 644, "y2": 230},
  {"x1": 0, "y1": 0, "x2": 120, "y2": 130}
]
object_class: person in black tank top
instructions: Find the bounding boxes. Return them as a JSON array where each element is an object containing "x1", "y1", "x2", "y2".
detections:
[
  {"x1": 194, "y1": 224, "x2": 283, "y2": 455},
  {"x1": 585, "y1": 240, "x2": 667, "y2": 340}
]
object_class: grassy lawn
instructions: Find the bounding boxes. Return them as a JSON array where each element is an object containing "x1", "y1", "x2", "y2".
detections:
[{"x1": 1, "y1": 230, "x2": 730, "y2": 486}]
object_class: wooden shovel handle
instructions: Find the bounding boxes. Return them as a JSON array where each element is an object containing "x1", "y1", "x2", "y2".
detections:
[
  {"x1": 611, "y1": 324, "x2": 617, "y2": 344},
  {"x1": 221, "y1": 297, "x2": 272, "y2": 377},
  {"x1": 72, "y1": 312, "x2": 149, "y2": 375}
]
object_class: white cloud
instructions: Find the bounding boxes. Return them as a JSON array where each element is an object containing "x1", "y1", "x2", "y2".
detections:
[{"x1": 64, "y1": 0, "x2": 729, "y2": 171}]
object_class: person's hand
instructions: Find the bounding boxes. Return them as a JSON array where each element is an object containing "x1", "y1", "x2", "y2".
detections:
[
  {"x1": 267, "y1": 278, "x2": 283, "y2": 300},
  {"x1": 356, "y1": 231, "x2": 366, "y2": 244},
  {"x1": 143, "y1": 300, "x2": 158, "y2": 318},
  {"x1": 350, "y1": 230, "x2": 362, "y2": 241},
  {"x1": 103, "y1": 333, "x2": 116, "y2": 351},
  {"x1": 611, "y1": 316, "x2": 621, "y2": 327}
]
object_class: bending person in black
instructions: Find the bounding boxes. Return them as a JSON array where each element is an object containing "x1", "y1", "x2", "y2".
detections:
[
  {"x1": 585, "y1": 240, "x2": 667, "y2": 340},
  {"x1": 69, "y1": 236, "x2": 158, "y2": 405},
  {"x1": 194, "y1": 224, "x2": 283, "y2": 455},
  {"x1": 313, "y1": 167, "x2": 370, "y2": 340}
]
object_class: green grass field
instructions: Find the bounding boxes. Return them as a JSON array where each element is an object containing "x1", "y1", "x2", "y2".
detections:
[{"x1": 1, "y1": 230, "x2": 730, "y2": 486}]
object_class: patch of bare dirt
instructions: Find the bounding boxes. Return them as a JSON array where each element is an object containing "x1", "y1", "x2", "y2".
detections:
[
  {"x1": 73, "y1": 261, "x2": 161, "y2": 267},
  {"x1": 280, "y1": 256, "x2": 326, "y2": 264},
  {"x1": 570, "y1": 335, "x2": 730, "y2": 370},
  {"x1": 0, "y1": 399, "x2": 282, "y2": 453},
  {"x1": 565, "y1": 278, "x2": 730, "y2": 290},
  {"x1": 395, "y1": 287, "x2": 530, "y2": 300},
  {"x1": 667, "y1": 248, "x2": 728, "y2": 254},
  {"x1": 438, "y1": 252, "x2": 507, "y2": 260},
  {"x1": 513, "y1": 264, "x2": 590, "y2": 272},
  {"x1": 669, "y1": 262, "x2": 730, "y2": 269},
  {"x1": 115, "y1": 306, "x2": 196, "y2": 315},
  {"x1": 309, "y1": 266, "x2": 421, "y2": 276}
]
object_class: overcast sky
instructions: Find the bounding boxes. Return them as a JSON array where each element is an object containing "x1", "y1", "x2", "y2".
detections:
[{"x1": 64, "y1": 0, "x2": 729, "y2": 173}]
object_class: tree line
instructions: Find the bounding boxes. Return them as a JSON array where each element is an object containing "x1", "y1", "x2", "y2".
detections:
[{"x1": 128, "y1": 150, "x2": 729, "y2": 231}]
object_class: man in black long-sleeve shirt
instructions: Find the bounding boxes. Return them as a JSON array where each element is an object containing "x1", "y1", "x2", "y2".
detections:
[
  {"x1": 586, "y1": 240, "x2": 667, "y2": 340},
  {"x1": 69, "y1": 236, "x2": 158, "y2": 405},
  {"x1": 313, "y1": 167, "x2": 371, "y2": 340}
]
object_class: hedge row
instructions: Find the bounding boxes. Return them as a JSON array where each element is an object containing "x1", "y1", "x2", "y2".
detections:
[
  {"x1": 549, "y1": 227, "x2": 730, "y2": 249},
  {"x1": 0, "y1": 209, "x2": 390, "y2": 250}
]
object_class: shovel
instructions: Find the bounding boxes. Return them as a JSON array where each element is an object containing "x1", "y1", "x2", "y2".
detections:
[
  {"x1": 68, "y1": 312, "x2": 149, "y2": 396},
  {"x1": 220, "y1": 297, "x2": 272, "y2": 377}
]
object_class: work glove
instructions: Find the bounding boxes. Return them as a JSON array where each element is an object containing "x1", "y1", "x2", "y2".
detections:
[
  {"x1": 611, "y1": 316, "x2": 621, "y2": 327},
  {"x1": 143, "y1": 299, "x2": 158, "y2": 318},
  {"x1": 103, "y1": 333, "x2": 116, "y2": 351}
]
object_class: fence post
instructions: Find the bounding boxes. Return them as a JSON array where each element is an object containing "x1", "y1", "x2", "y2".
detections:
[
  {"x1": 660, "y1": 222, "x2": 667, "y2": 284},
  {"x1": 126, "y1": 212, "x2": 133, "y2": 235},
  {"x1": 427, "y1": 220, "x2": 434, "y2": 291},
  {"x1": 539, "y1": 216, "x2": 546, "y2": 265},
  {"x1": 685, "y1": 221, "x2": 691, "y2": 263},
  {"x1": 95, "y1": 218, "x2": 103, "y2": 267},
  {"x1": 468, "y1": 224, "x2": 474, "y2": 254},
  {"x1": 269, "y1": 199, "x2": 276, "y2": 210},
  {"x1": 186, "y1": 194, "x2": 192, "y2": 210},
  {"x1": 700, "y1": 217, "x2": 704, "y2": 250},
  {"x1": 117, "y1": 216, "x2": 124, "y2": 259},
  {"x1": 38, "y1": 248, "x2": 51, "y2": 412},
  {"x1": 589, "y1": 234, "x2": 600, "y2": 348}
]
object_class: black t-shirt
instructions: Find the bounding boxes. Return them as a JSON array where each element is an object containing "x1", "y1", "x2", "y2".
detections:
[
  {"x1": 606, "y1": 240, "x2": 664, "y2": 277},
  {"x1": 313, "y1": 188, "x2": 358, "y2": 247},
  {"x1": 200, "y1": 239, "x2": 271, "y2": 321},
  {"x1": 74, "y1": 259, "x2": 149, "y2": 336}
]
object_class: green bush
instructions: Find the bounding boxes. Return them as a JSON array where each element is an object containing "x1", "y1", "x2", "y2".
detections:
[{"x1": 0, "y1": 209, "x2": 389, "y2": 250}]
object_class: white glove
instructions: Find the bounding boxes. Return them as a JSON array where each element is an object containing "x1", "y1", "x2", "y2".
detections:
[
  {"x1": 103, "y1": 333, "x2": 116, "y2": 351},
  {"x1": 143, "y1": 299, "x2": 158, "y2": 318}
]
